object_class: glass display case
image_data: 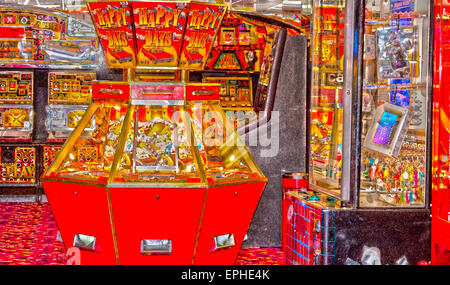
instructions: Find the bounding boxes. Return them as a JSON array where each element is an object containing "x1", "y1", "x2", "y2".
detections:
[
  {"x1": 309, "y1": 0, "x2": 345, "y2": 197},
  {"x1": 281, "y1": 0, "x2": 433, "y2": 265},
  {"x1": 308, "y1": 0, "x2": 431, "y2": 208},
  {"x1": 45, "y1": 82, "x2": 264, "y2": 186},
  {"x1": 359, "y1": 0, "x2": 431, "y2": 207}
]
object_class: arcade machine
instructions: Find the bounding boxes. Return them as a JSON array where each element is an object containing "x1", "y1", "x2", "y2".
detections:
[
  {"x1": 431, "y1": 0, "x2": 450, "y2": 265},
  {"x1": 44, "y1": 71, "x2": 96, "y2": 171},
  {"x1": 0, "y1": 5, "x2": 101, "y2": 197},
  {"x1": 202, "y1": 11, "x2": 274, "y2": 112},
  {"x1": 283, "y1": 0, "x2": 432, "y2": 265},
  {"x1": 42, "y1": 0, "x2": 267, "y2": 265}
]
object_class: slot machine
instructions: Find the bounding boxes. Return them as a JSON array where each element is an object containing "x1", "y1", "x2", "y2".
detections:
[
  {"x1": 42, "y1": 0, "x2": 268, "y2": 265},
  {"x1": 282, "y1": 0, "x2": 432, "y2": 265},
  {"x1": 0, "y1": 6, "x2": 101, "y2": 197}
]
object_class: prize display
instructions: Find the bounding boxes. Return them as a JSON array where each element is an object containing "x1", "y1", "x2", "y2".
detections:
[
  {"x1": 308, "y1": 0, "x2": 430, "y2": 207},
  {"x1": 359, "y1": 0, "x2": 430, "y2": 207}
]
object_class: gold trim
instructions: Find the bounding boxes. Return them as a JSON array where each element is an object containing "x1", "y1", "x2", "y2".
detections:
[
  {"x1": 41, "y1": 176, "x2": 107, "y2": 187},
  {"x1": 106, "y1": 185, "x2": 120, "y2": 265},
  {"x1": 107, "y1": 103, "x2": 136, "y2": 185},
  {"x1": 207, "y1": 178, "x2": 268, "y2": 188},
  {"x1": 191, "y1": 185, "x2": 208, "y2": 264},
  {"x1": 182, "y1": 105, "x2": 208, "y2": 183},
  {"x1": 108, "y1": 182, "x2": 207, "y2": 188}
]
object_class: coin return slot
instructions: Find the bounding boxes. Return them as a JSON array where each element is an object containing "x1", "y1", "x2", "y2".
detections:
[
  {"x1": 210, "y1": 234, "x2": 235, "y2": 252},
  {"x1": 140, "y1": 239, "x2": 172, "y2": 255},
  {"x1": 192, "y1": 90, "x2": 214, "y2": 96},
  {"x1": 142, "y1": 89, "x2": 174, "y2": 96},
  {"x1": 98, "y1": 88, "x2": 123, "y2": 94},
  {"x1": 73, "y1": 234, "x2": 97, "y2": 251}
]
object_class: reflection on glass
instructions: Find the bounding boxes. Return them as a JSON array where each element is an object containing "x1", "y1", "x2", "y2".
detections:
[
  {"x1": 53, "y1": 103, "x2": 128, "y2": 182},
  {"x1": 116, "y1": 105, "x2": 200, "y2": 183},
  {"x1": 189, "y1": 101, "x2": 263, "y2": 183},
  {"x1": 309, "y1": 0, "x2": 345, "y2": 197}
]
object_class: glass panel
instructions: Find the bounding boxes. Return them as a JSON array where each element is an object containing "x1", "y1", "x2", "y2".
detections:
[
  {"x1": 113, "y1": 105, "x2": 201, "y2": 184},
  {"x1": 48, "y1": 103, "x2": 128, "y2": 183},
  {"x1": 309, "y1": 0, "x2": 345, "y2": 197},
  {"x1": 188, "y1": 101, "x2": 263, "y2": 183},
  {"x1": 359, "y1": 1, "x2": 430, "y2": 207}
]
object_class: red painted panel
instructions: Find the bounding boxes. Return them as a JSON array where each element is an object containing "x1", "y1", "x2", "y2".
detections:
[
  {"x1": 109, "y1": 187, "x2": 207, "y2": 265},
  {"x1": 283, "y1": 194, "x2": 322, "y2": 265},
  {"x1": 186, "y1": 84, "x2": 220, "y2": 101},
  {"x1": 42, "y1": 180, "x2": 117, "y2": 265},
  {"x1": 193, "y1": 182, "x2": 265, "y2": 265},
  {"x1": 432, "y1": 0, "x2": 450, "y2": 264},
  {"x1": 92, "y1": 82, "x2": 130, "y2": 101}
]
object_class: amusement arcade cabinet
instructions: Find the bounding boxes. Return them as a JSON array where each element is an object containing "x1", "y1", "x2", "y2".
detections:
[{"x1": 42, "y1": 0, "x2": 267, "y2": 265}]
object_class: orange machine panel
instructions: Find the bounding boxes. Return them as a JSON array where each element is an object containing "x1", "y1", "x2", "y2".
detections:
[{"x1": 109, "y1": 187, "x2": 207, "y2": 265}]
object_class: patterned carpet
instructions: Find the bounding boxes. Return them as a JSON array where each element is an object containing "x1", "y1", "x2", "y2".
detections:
[
  {"x1": 234, "y1": 247, "x2": 286, "y2": 265},
  {"x1": 0, "y1": 202, "x2": 285, "y2": 265}
]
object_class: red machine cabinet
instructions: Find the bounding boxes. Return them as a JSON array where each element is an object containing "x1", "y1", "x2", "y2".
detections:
[
  {"x1": 281, "y1": 173, "x2": 308, "y2": 252},
  {"x1": 42, "y1": 181, "x2": 117, "y2": 265},
  {"x1": 192, "y1": 182, "x2": 265, "y2": 265},
  {"x1": 283, "y1": 192, "x2": 326, "y2": 265},
  {"x1": 432, "y1": 0, "x2": 450, "y2": 265},
  {"x1": 109, "y1": 187, "x2": 207, "y2": 265}
]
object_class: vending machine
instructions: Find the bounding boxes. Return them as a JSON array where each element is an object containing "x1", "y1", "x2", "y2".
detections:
[{"x1": 283, "y1": 0, "x2": 432, "y2": 265}]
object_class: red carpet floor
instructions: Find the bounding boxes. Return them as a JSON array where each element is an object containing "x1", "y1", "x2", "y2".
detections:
[{"x1": 0, "y1": 202, "x2": 285, "y2": 265}]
